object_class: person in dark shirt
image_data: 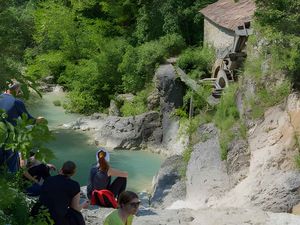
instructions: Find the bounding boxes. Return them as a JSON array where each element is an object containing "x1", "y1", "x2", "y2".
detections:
[
  {"x1": 39, "y1": 161, "x2": 89, "y2": 225},
  {"x1": 0, "y1": 82, "x2": 43, "y2": 172},
  {"x1": 87, "y1": 148, "x2": 128, "y2": 201},
  {"x1": 24, "y1": 151, "x2": 56, "y2": 196}
]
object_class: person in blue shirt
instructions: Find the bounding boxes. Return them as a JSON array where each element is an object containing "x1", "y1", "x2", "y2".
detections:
[{"x1": 0, "y1": 82, "x2": 44, "y2": 172}]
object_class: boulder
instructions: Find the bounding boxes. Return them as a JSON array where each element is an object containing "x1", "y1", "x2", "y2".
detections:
[
  {"x1": 116, "y1": 93, "x2": 135, "y2": 102},
  {"x1": 154, "y1": 64, "x2": 186, "y2": 110},
  {"x1": 161, "y1": 115, "x2": 188, "y2": 156},
  {"x1": 150, "y1": 63, "x2": 188, "y2": 155},
  {"x1": 94, "y1": 111, "x2": 162, "y2": 149},
  {"x1": 151, "y1": 155, "x2": 186, "y2": 208},
  {"x1": 186, "y1": 123, "x2": 230, "y2": 207},
  {"x1": 226, "y1": 138, "x2": 250, "y2": 187},
  {"x1": 108, "y1": 100, "x2": 121, "y2": 116},
  {"x1": 147, "y1": 89, "x2": 160, "y2": 111},
  {"x1": 216, "y1": 98, "x2": 300, "y2": 212}
]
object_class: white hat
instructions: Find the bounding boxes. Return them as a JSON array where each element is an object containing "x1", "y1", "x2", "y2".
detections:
[{"x1": 96, "y1": 147, "x2": 110, "y2": 166}]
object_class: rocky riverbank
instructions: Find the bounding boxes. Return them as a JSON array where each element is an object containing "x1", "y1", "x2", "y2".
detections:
[
  {"x1": 63, "y1": 63, "x2": 189, "y2": 156},
  {"x1": 61, "y1": 63, "x2": 300, "y2": 224},
  {"x1": 80, "y1": 93, "x2": 300, "y2": 224}
]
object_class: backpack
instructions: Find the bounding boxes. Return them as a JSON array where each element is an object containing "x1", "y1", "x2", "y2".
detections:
[{"x1": 91, "y1": 189, "x2": 118, "y2": 208}]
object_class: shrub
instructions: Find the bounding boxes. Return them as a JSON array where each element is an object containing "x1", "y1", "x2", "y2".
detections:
[
  {"x1": 26, "y1": 51, "x2": 66, "y2": 81},
  {"x1": 52, "y1": 100, "x2": 61, "y2": 106},
  {"x1": 64, "y1": 91, "x2": 99, "y2": 114},
  {"x1": 177, "y1": 45, "x2": 215, "y2": 80},
  {"x1": 254, "y1": 1, "x2": 300, "y2": 88},
  {"x1": 120, "y1": 40, "x2": 165, "y2": 93},
  {"x1": 179, "y1": 146, "x2": 193, "y2": 178},
  {"x1": 248, "y1": 79, "x2": 291, "y2": 119},
  {"x1": 296, "y1": 155, "x2": 300, "y2": 168},
  {"x1": 173, "y1": 108, "x2": 188, "y2": 118},
  {"x1": 177, "y1": 84, "x2": 213, "y2": 124},
  {"x1": 159, "y1": 33, "x2": 186, "y2": 56},
  {"x1": 243, "y1": 34, "x2": 292, "y2": 119},
  {"x1": 120, "y1": 85, "x2": 154, "y2": 116},
  {"x1": 294, "y1": 135, "x2": 300, "y2": 168},
  {"x1": 243, "y1": 53, "x2": 264, "y2": 81},
  {"x1": 0, "y1": 175, "x2": 53, "y2": 225},
  {"x1": 214, "y1": 84, "x2": 239, "y2": 160}
]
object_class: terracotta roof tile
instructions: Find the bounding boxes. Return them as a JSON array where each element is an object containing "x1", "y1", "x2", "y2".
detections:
[{"x1": 200, "y1": 0, "x2": 256, "y2": 30}]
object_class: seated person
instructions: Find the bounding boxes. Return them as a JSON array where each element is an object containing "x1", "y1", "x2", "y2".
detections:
[
  {"x1": 38, "y1": 161, "x2": 88, "y2": 225},
  {"x1": 23, "y1": 151, "x2": 56, "y2": 196},
  {"x1": 87, "y1": 148, "x2": 128, "y2": 202},
  {"x1": 104, "y1": 191, "x2": 140, "y2": 225}
]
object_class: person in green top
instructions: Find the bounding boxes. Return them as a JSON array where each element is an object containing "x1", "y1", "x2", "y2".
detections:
[{"x1": 104, "y1": 191, "x2": 140, "y2": 225}]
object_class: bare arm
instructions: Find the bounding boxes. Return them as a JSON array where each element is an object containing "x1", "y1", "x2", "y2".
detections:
[
  {"x1": 46, "y1": 163, "x2": 56, "y2": 171},
  {"x1": 23, "y1": 171, "x2": 39, "y2": 183},
  {"x1": 70, "y1": 193, "x2": 89, "y2": 212},
  {"x1": 108, "y1": 168, "x2": 128, "y2": 178},
  {"x1": 21, "y1": 156, "x2": 38, "y2": 183}
]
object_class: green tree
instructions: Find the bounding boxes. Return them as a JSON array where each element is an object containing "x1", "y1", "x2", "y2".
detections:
[
  {"x1": 255, "y1": 0, "x2": 300, "y2": 35},
  {"x1": 134, "y1": 0, "x2": 217, "y2": 45},
  {"x1": 255, "y1": 0, "x2": 300, "y2": 87},
  {"x1": 0, "y1": 0, "x2": 34, "y2": 91},
  {"x1": 25, "y1": 0, "x2": 217, "y2": 113}
]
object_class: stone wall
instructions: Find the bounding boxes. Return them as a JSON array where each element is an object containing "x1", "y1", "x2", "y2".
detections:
[{"x1": 203, "y1": 18, "x2": 235, "y2": 50}]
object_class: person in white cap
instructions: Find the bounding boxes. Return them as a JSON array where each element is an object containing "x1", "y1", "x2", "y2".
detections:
[{"x1": 86, "y1": 148, "x2": 128, "y2": 201}]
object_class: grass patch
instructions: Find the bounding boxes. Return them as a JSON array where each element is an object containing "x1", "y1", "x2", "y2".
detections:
[
  {"x1": 214, "y1": 84, "x2": 240, "y2": 160},
  {"x1": 219, "y1": 131, "x2": 235, "y2": 160},
  {"x1": 294, "y1": 135, "x2": 300, "y2": 168},
  {"x1": 177, "y1": 45, "x2": 215, "y2": 80},
  {"x1": 238, "y1": 120, "x2": 248, "y2": 140},
  {"x1": 179, "y1": 146, "x2": 193, "y2": 178},
  {"x1": 249, "y1": 79, "x2": 291, "y2": 119},
  {"x1": 296, "y1": 155, "x2": 300, "y2": 168},
  {"x1": 243, "y1": 54, "x2": 264, "y2": 81},
  {"x1": 52, "y1": 100, "x2": 61, "y2": 106},
  {"x1": 120, "y1": 84, "x2": 154, "y2": 116}
]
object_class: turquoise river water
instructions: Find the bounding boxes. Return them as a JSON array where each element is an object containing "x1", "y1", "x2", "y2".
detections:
[{"x1": 27, "y1": 92, "x2": 164, "y2": 192}]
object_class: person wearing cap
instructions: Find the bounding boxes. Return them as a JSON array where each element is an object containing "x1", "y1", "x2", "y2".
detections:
[
  {"x1": 87, "y1": 148, "x2": 128, "y2": 201},
  {"x1": 0, "y1": 82, "x2": 45, "y2": 172}
]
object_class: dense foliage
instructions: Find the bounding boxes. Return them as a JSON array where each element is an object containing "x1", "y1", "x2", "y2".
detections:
[
  {"x1": 0, "y1": 1, "x2": 218, "y2": 222},
  {"x1": 254, "y1": 0, "x2": 300, "y2": 87},
  {"x1": 177, "y1": 45, "x2": 215, "y2": 80},
  {"x1": 24, "y1": 0, "x2": 216, "y2": 113},
  {"x1": 0, "y1": 173, "x2": 53, "y2": 225},
  {"x1": 0, "y1": 112, "x2": 54, "y2": 224},
  {"x1": 0, "y1": 0, "x2": 36, "y2": 94}
]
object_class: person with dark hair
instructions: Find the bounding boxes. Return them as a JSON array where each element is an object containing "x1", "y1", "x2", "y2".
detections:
[
  {"x1": 87, "y1": 148, "x2": 128, "y2": 201},
  {"x1": 24, "y1": 151, "x2": 56, "y2": 196},
  {"x1": 104, "y1": 191, "x2": 140, "y2": 225},
  {"x1": 0, "y1": 81, "x2": 45, "y2": 172},
  {"x1": 38, "y1": 161, "x2": 89, "y2": 225}
]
